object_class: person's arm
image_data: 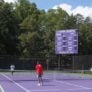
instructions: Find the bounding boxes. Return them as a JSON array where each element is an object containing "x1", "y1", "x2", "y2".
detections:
[
  {"x1": 41, "y1": 66, "x2": 43, "y2": 75},
  {"x1": 35, "y1": 65, "x2": 38, "y2": 74}
]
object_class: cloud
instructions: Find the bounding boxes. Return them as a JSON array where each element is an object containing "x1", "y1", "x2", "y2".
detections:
[
  {"x1": 72, "y1": 6, "x2": 92, "y2": 18},
  {"x1": 53, "y1": 4, "x2": 72, "y2": 15},
  {"x1": 4, "y1": 0, "x2": 17, "y2": 3},
  {"x1": 52, "y1": 3, "x2": 92, "y2": 18}
]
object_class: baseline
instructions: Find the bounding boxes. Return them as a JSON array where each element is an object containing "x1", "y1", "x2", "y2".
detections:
[
  {"x1": 1, "y1": 73, "x2": 31, "y2": 92},
  {"x1": 28, "y1": 88, "x2": 92, "y2": 92},
  {"x1": 0, "y1": 85, "x2": 4, "y2": 92}
]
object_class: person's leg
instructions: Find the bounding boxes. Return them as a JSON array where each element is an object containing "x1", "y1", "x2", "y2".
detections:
[
  {"x1": 12, "y1": 71, "x2": 13, "y2": 75},
  {"x1": 38, "y1": 76, "x2": 40, "y2": 83},
  {"x1": 11, "y1": 70, "x2": 14, "y2": 75},
  {"x1": 37, "y1": 74, "x2": 40, "y2": 86},
  {"x1": 37, "y1": 74, "x2": 43, "y2": 86},
  {"x1": 39, "y1": 74, "x2": 43, "y2": 85}
]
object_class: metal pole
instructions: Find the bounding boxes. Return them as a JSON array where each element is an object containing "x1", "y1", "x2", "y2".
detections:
[
  {"x1": 46, "y1": 59, "x2": 49, "y2": 70},
  {"x1": 72, "y1": 55, "x2": 74, "y2": 71},
  {"x1": 58, "y1": 54, "x2": 61, "y2": 70}
]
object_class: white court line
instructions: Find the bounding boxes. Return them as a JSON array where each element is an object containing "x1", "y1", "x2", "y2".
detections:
[
  {"x1": 55, "y1": 80, "x2": 91, "y2": 89},
  {"x1": 0, "y1": 85, "x2": 4, "y2": 92},
  {"x1": 29, "y1": 89, "x2": 60, "y2": 92},
  {"x1": 1, "y1": 74, "x2": 92, "y2": 92},
  {"x1": 29, "y1": 88, "x2": 92, "y2": 92},
  {"x1": 1, "y1": 74, "x2": 31, "y2": 92}
]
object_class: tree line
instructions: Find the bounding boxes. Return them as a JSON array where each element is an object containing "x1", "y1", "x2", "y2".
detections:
[{"x1": 0, "y1": 0, "x2": 92, "y2": 58}]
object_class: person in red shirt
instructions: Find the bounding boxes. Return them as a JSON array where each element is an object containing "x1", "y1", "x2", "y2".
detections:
[{"x1": 35, "y1": 62, "x2": 43, "y2": 86}]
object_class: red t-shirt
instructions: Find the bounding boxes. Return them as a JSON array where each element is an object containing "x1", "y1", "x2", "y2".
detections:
[{"x1": 35, "y1": 64, "x2": 43, "y2": 75}]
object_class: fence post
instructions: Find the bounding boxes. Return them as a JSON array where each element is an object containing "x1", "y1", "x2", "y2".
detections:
[{"x1": 46, "y1": 59, "x2": 49, "y2": 70}]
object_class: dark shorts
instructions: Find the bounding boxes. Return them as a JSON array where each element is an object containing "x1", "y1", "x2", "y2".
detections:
[{"x1": 37, "y1": 73, "x2": 42, "y2": 78}]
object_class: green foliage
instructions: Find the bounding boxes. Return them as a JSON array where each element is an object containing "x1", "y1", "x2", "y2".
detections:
[
  {"x1": 0, "y1": 0, "x2": 92, "y2": 57},
  {"x1": 79, "y1": 23, "x2": 92, "y2": 54},
  {"x1": 19, "y1": 31, "x2": 44, "y2": 57},
  {"x1": 0, "y1": 2, "x2": 19, "y2": 55}
]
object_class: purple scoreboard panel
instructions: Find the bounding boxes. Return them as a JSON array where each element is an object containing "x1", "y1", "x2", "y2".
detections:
[{"x1": 55, "y1": 29, "x2": 78, "y2": 54}]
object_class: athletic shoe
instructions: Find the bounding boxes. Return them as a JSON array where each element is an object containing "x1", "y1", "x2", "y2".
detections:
[{"x1": 38, "y1": 83, "x2": 41, "y2": 86}]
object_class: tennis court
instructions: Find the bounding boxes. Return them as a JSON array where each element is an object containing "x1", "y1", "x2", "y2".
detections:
[{"x1": 0, "y1": 70, "x2": 92, "y2": 92}]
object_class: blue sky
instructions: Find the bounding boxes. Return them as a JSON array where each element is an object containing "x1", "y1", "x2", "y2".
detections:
[
  {"x1": 30, "y1": 0, "x2": 92, "y2": 10},
  {"x1": 30, "y1": 0, "x2": 92, "y2": 18},
  {"x1": 4, "y1": 0, "x2": 92, "y2": 18}
]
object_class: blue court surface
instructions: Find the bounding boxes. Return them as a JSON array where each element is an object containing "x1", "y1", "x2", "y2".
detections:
[{"x1": 0, "y1": 71, "x2": 92, "y2": 92}]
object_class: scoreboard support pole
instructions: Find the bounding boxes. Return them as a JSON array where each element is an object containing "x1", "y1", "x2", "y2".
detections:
[
  {"x1": 58, "y1": 54, "x2": 61, "y2": 70},
  {"x1": 72, "y1": 55, "x2": 75, "y2": 71}
]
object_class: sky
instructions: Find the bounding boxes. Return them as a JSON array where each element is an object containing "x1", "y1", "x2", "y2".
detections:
[{"x1": 4, "y1": 0, "x2": 92, "y2": 18}]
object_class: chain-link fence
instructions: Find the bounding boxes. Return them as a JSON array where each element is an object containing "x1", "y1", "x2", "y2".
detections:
[{"x1": 0, "y1": 55, "x2": 92, "y2": 70}]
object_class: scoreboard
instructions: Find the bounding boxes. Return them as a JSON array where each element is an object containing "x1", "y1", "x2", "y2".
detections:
[{"x1": 55, "y1": 29, "x2": 78, "y2": 54}]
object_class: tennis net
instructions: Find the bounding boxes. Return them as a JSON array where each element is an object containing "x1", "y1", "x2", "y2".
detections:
[
  {"x1": 43, "y1": 69, "x2": 92, "y2": 81},
  {"x1": 0, "y1": 69, "x2": 36, "y2": 82},
  {"x1": 0, "y1": 69, "x2": 92, "y2": 82}
]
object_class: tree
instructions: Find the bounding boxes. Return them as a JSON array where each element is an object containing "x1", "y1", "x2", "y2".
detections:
[
  {"x1": 42, "y1": 8, "x2": 69, "y2": 56},
  {"x1": 65, "y1": 14, "x2": 77, "y2": 29},
  {"x1": 0, "y1": 2, "x2": 19, "y2": 55},
  {"x1": 79, "y1": 20, "x2": 92, "y2": 55},
  {"x1": 15, "y1": 0, "x2": 44, "y2": 57},
  {"x1": 15, "y1": 0, "x2": 31, "y2": 21}
]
